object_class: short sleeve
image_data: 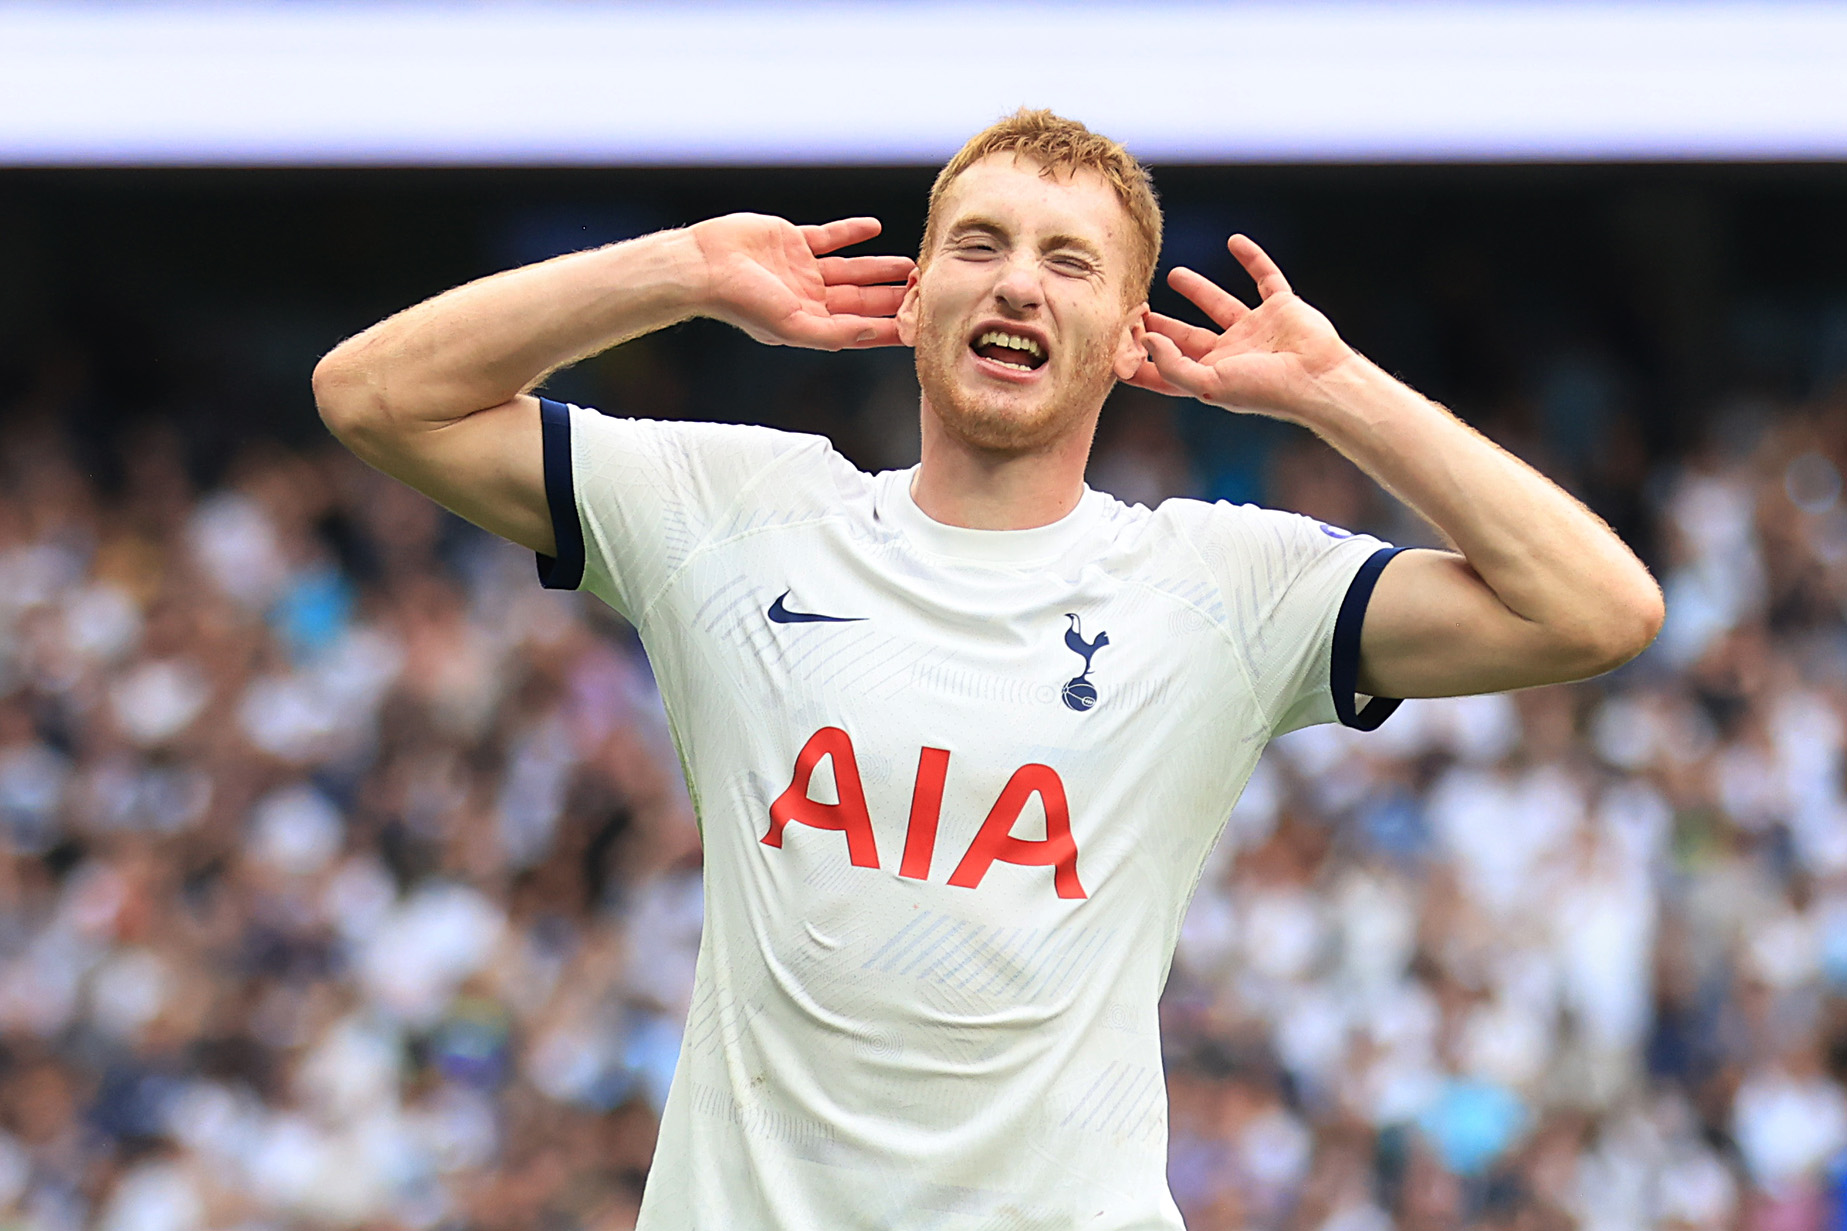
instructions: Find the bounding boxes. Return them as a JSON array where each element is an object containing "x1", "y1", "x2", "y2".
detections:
[
  {"x1": 534, "y1": 399, "x2": 829, "y2": 624},
  {"x1": 1180, "y1": 502, "x2": 1407, "y2": 736}
]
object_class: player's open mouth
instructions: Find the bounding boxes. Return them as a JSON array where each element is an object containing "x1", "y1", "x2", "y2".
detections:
[{"x1": 969, "y1": 328, "x2": 1048, "y2": 373}]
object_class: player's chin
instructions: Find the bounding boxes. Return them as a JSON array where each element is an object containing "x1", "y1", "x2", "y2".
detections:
[{"x1": 936, "y1": 393, "x2": 1075, "y2": 453}]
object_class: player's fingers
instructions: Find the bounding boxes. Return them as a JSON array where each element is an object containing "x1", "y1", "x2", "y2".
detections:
[
  {"x1": 1123, "y1": 358, "x2": 1188, "y2": 398},
  {"x1": 835, "y1": 317, "x2": 907, "y2": 348},
  {"x1": 824, "y1": 284, "x2": 907, "y2": 316},
  {"x1": 779, "y1": 313, "x2": 906, "y2": 351},
  {"x1": 801, "y1": 217, "x2": 884, "y2": 256},
  {"x1": 1143, "y1": 310, "x2": 1222, "y2": 358},
  {"x1": 1227, "y1": 234, "x2": 1292, "y2": 300},
  {"x1": 1143, "y1": 331, "x2": 1217, "y2": 398},
  {"x1": 1166, "y1": 267, "x2": 1250, "y2": 330},
  {"x1": 818, "y1": 254, "x2": 916, "y2": 286}
]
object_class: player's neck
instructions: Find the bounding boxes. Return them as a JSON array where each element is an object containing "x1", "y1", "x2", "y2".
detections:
[{"x1": 911, "y1": 404, "x2": 1094, "y2": 531}]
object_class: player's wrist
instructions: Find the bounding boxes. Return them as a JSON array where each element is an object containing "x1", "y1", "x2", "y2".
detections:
[
  {"x1": 573, "y1": 226, "x2": 714, "y2": 328},
  {"x1": 639, "y1": 226, "x2": 719, "y2": 319},
  {"x1": 1291, "y1": 348, "x2": 1402, "y2": 430},
  {"x1": 680, "y1": 219, "x2": 753, "y2": 319}
]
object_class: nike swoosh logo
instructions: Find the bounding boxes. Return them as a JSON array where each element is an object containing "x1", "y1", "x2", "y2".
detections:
[{"x1": 767, "y1": 591, "x2": 867, "y2": 624}]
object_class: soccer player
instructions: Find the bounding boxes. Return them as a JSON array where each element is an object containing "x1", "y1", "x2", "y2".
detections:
[{"x1": 314, "y1": 111, "x2": 1662, "y2": 1229}]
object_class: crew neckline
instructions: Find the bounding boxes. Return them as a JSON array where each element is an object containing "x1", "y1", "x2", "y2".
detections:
[{"x1": 878, "y1": 466, "x2": 1104, "y2": 564}]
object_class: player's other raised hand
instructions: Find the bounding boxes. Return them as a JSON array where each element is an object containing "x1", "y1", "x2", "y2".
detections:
[
  {"x1": 691, "y1": 214, "x2": 915, "y2": 351},
  {"x1": 1131, "y1": 235, "x2": 1355, "y2": 419}
]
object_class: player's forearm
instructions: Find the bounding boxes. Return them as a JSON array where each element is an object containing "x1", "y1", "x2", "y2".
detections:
[
  {"x1": 313, "y1": 228, "x2": 706, "y2": 437},
  {"x1": 1296, "y1": 354, "x2": 1664, "y2": 669}
]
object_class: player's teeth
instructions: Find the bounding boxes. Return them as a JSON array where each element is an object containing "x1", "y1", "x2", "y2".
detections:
[{"x1": 977, "y1": 331, "x2": 1043, "y2": 357}]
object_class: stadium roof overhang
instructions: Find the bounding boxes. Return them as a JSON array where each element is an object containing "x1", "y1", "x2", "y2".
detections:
[{"x1": 5, "y1": 1, "x2": 1847, "y2": 166}]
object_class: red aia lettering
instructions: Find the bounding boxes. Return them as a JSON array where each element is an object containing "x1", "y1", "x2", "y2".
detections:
[
  {"x1": 899, "y1": 747, "x2": 951, "y2": 881},
  {"x1": 762, "y1": 726, "x2": 880, "y2": 868},
  {"x1": 946, "y1": 763, "x2": 1086, "y2": 899},
  {"x1": 764, "y1": 730, "x2": 1086, "y2": 899}
]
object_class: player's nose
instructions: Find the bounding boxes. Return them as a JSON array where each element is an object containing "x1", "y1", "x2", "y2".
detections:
[{"x1": 992, "y1": 254, "x2": 1044, "y2": 315}]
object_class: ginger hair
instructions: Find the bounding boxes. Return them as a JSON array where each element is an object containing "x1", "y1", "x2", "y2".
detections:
[{"x1": 921, "y1": 108, "x2": 1163, "y2": 304}]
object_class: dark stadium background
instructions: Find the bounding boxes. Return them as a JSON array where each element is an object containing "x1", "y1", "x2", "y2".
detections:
[
  {"x1": 10, "y1": 163, "x2": 1847, "y2": 528},
  {"x1": 5, "y1": 157, "x2": 1847, "y2": 1230}
]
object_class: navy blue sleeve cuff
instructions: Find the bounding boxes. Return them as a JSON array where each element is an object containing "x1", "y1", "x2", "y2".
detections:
[
  {"x1": 1331, "y1": 545, "x2": 1409, "y2": 731},
  {"x1": 534, "y1": 397, "x2": 585, "y2": 591}
]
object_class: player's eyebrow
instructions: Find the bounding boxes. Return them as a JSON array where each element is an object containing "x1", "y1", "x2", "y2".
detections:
[
  {"x1": 945, "y1": 216, "x2": 1107, "y2": 266},
  {"x1": 944, "y1": 216, "x2": 1011, "y2": 244},
  {"x1": 1037, "y1": 232, "x2": 1105, "y2": 264}
]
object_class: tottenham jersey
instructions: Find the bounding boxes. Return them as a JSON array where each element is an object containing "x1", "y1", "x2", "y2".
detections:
[{"x1": 535, "y1": 399, "x2": 1403, "y2": 1231}]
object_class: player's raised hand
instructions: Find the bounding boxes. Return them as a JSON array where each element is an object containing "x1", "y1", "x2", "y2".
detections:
[
  {"x1": 1128, "y1": 235, "x2": 1356, "y2": 419},
  {"x1": 690, "y1": 213, "x2": 915, "y2": 351}
]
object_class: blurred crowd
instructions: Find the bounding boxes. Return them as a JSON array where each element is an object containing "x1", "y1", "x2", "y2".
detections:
[
  {"x1": 3, "y1": 355, "x2": 1847, "y2": 1231},
  {"x1": 0, "y1": 411, "x2": 699, "y2": 1231},
  {"x1": 1160, "y1": 388, "x2": 1847, "y2": 1231}
]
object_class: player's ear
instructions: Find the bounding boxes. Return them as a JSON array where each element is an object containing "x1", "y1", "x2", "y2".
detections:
[
  {"x1": 895, "y1": 268, "x2": 923, "y2": 347},
  {"x1": 1111, "y1": 302, "x2": 1149, "y2": 381}
]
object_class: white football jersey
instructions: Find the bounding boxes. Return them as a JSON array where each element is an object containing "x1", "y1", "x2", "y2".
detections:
[{"x1": 536, "y1": 399, "x2": 1403, "y2": 1231}]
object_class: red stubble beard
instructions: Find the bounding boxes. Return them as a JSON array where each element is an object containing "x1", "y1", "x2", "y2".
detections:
[{"x1": 913, "y1": 312, "x2": 1120, "y2": 455}]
